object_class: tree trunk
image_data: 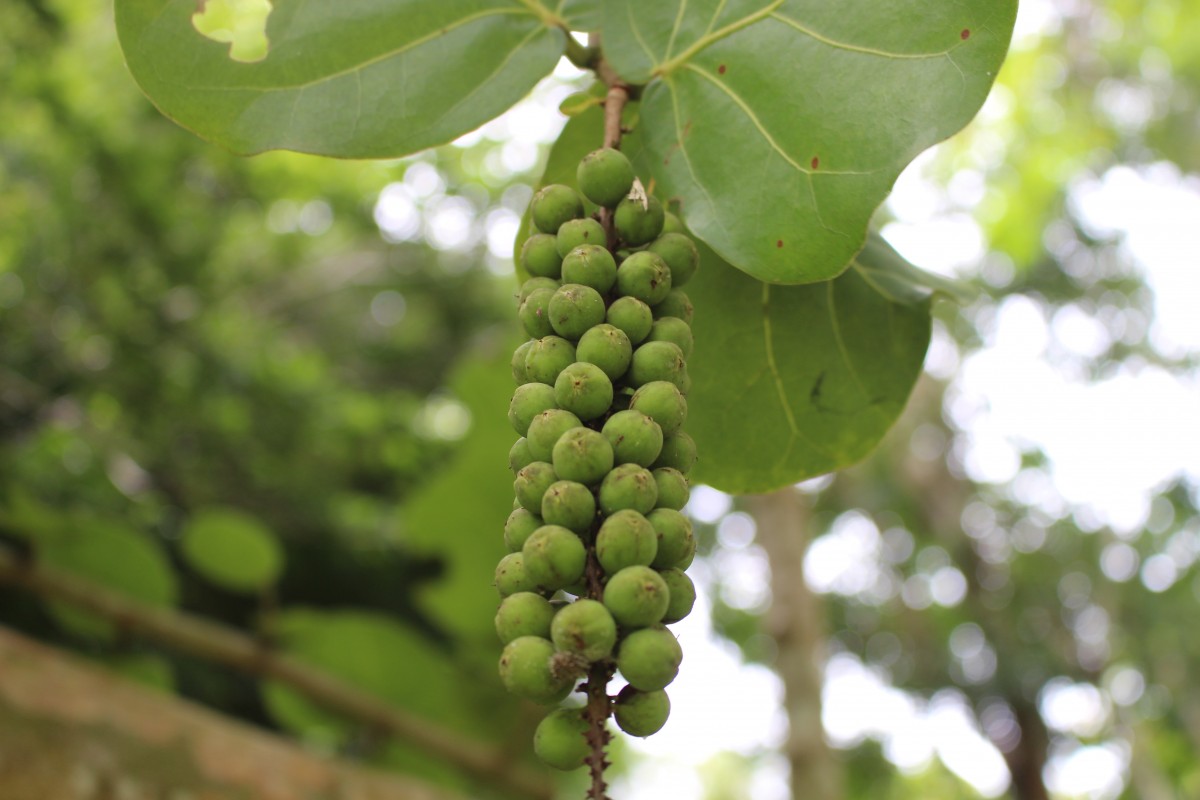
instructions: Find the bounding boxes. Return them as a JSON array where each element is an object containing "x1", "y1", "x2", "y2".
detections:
[
  {"x1": 0, "y1": 626, "x2": 464, "y2": 800},
  {"x1": 1004, "y1": 701, "x2": 1051, "y2": 800},
  {"x1": 748, "y1": 488, "x2": 842, "y2": 800}
]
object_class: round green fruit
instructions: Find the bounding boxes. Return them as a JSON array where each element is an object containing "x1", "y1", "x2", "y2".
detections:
[
  {"x1": 519, "y1": 287, "x2": 556, "y2": 339},
  {"x1": 556, "y1": 217, "x2": 606, "y2": 258},
  {"x1": 554, "y1": 361, "x2": 614, "y2": 421},
  {"x1": 499, "y1": 635, "x2": 573, "y2": 703},
  {"x1": 508, "y1": 437, "x2": 535, "y2": 474},
  {"x1": 552, "y1": 427, "x2": 615, "y2": 486},
  {"x1": 531, "y1": 185, "x2": 584, "y2": 235},
  {"x1": 513, "y1": 461, "x2": 558, "y2": 513},
  {"x1": 652, "y1": 467, "x2": 690, "y2": 511},
  {"x1": 551, "y1": 598, "x2": 617, "y2": 661},
  {"x1": 523, "y1": 525, "x2": 587, "y2": 590},
  {"x1": 548, "y1": 283, "x2": 606, "y2": 340},
  {"x1": 661, "y1": 211, "x2": 684, "y2": 234},
  {"x1": 577, "y1": 148, "x2": 635, "y2": 208},
  {"x1": 511, "y1": 340, "x2": 534, "y2": 385},
  {"x1": 629, "y1": 381, "x2": 687, "y2": 436},
  {"x1": 617, "y1": 625, "x2": 682, "y2": 691},
  {"x1": 561, "y1": 244, "x2": 618, "y2": 294},
  {"x1": 647, "y1": 317, "x2": 694, "y2": 359},
  {"x1": 595, "y1": 509, "x2": 658, "y2": 574},
  {"x1": 540, "y1": 480, "x2": 596, "y2": 535},
  {"x1": 659, "y1": 568, "x2": 696, "y2": 623},
  {"x1": 606, "y1": 296, "x2": 655, "y2": 345},
  {"x1": 602, "y1": 409, "x2": 663, "y2": 467},
  {"x1": 526, "y1": 408, "x2": 583, "y2": 462},
  {"x1": 495, "y1": 592, "x2": 556, "y2": 643},
  {"x1": 603, "y1": 565, "x2": 669, "y2": 628},
  {"x1": 613, "y1": 685, "x2": 670, "y2": 737},
  {"x1": 504, "y1": 507, "x2": 542, "y2": 552},
  {"x1": 614, "y1": 193, "x2": 665, "y2": 246},
  {"x1": 616, "y1": 251, "x2": 672, "y2": 306},
  {"x1": 521, "y1": 233, "x2": 564, "y2": 279},
  {"x1": 519, "y1": 276, "x2": 560, "y2": 303},
  {"x1": 647, "y1": 508, "x2": 694, "y2": 569},
  {"x1": 628, "y1": 341, "x2": 687, "y2": 390},
  {"x1": 508, "y1": 383, "x2": 557, "y2": 437},
  {"x1": 653, "y1": 289, "x2": 694, "y2": 324},
  {"x1": 495, "y1": 552, "x2": 541, "y2": 597},
  {"x1": 524, "y1": 336, "x2": 576, "y2": 385},
  {"x1": 652, "y1": 431, "x2": 697, "y2": 474},
  {"x1": 647, "y1": 233, "x2": 699, "y2": 287},
  {"x1": 599, "y1": 463, "x2": 658, "y2": 515},
  {"x1": 533, "y1": 707, "x2": 590, "y2": 770},
  {"x1": 576, "y1": 323, "x2": 633, "y2": 381}
]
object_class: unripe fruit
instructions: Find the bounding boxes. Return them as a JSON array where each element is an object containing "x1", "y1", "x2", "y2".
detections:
[
  {"x1": 556, "y1": 217, "x2": 606, "y2": 258},
  {"x1": 554, "y1": 361, "x2": 614, "y2": 421},
  {"x1": 499, "y1": 635, "x2": 573, "y2": 703},
  {"x1": 531, "y1": 185, "x2": 584, "y2": 235},
  {"x1": 576, "y1": 323, "x2": 632, "y2": 381},
  {"x1": 606, "y1": 296, "x2": 654, "y2": 345},
  {"x1": 652, "y1": 431, "x2": 697, "y2": 474},
  {"x1": 508, "y1": 437, "x2": 535, "y2": 474},
  {"x1": 508, "y1": 383, "x2": 557, "y2": 437},
  {"x1": 504, "y1": 507, "x2": 542, "y2": 552},
  {"x1": 629, "y1": 381, "x2": 688, "y2": 436},
  {"x1": 616, "y1": 251, "x2": 672, "y2": 306},
  {"x1": 652, "y1": 467, "x2": 690, "y2": 511},
  {"x1": 541, "y1": 480, "x2": 596, "y2": 534},
  {"x1": 647, "y1": 317, "x2": 694, "y2": 359},
  {"x1": 603, "y1": 565, "x2": 669, "y2": 628},
  {"x1": 647, "y1": 232, "x2": 699, "y2": 287},
  {"x1": 512, "y1": 340, "x2": 534, "y2": 385},
  {"x1": 602, "y1": 410, "x2": 664, "y2": 467},
  {"x1": 653, "y1": 289, "x2": 694, "y2": 325},
  {"x1": 519, "y1": 276, "x2": 560, "y2": 303},
  {"x1": 616, "y1": 625, "x2": 682, "y2": 691},
  {"x1": 659, "y1": 568, "x2": 696, "y2": 623},
  {"x1": 599, "y1": 463, "x2": 658, "y2": 515},
  {"x1": 552, "y1": 427, "x2": 614, "y2": 486},
  {"x1": 661, "y1": 211, "x2": 684, "y2": 234},
  {"x1": 495, "y1": 591, "x2": 556, "y2": 643},
  {"x1": 551, "y1": 598, "x2": 617, "y2": 661},
  {"x1": 524, "y1": 336, "x2": 576, "y2": 385},
  {"x1": 514, "y1": 461, "x2": 558, "y2": 513},
  {"x1": 562, "y1": 244, "x2": 618, "y2": 294},
  {"x1": 548, "y1": 283, "x2": 606, "y2": 340},
  {"x1": 628, "y1": 341, "x2": 687, "y2": 390},
  {"x1": 647, "y1": 508, "x2": 694, "y2": 569},
  {"x1": 523, "y1": 525, "x2": 586, "y2": 590},
  {"x1": 495, "y1": 552, "x2": 541, "y2": 597},
  {"x1": 614, "y1": 194, "x2": 665, "y2": 246},
  {"x1": 526, "y1": 408, "x2": 583, "y2": 462},
  {"x1": 596, "y1": 509, "x2": 658, "y2": 574},
  {"x1": 521, "y1": 233, "x2": 564, "y2": 279},
  {"x1": 533, "y1": 707, "x2": 590, "y2": 770},
  {"x1": 577, "y1": 148, "x2": 635, "y2": 208},
  {"x1": 613, "y1": 685, "x2": 670, "y2": 737},
  {"x1": 519, "y1": 287, "x2": 555, "y2": 339}
]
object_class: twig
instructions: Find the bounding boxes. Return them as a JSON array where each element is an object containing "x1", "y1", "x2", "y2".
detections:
[{"x1": 0, "y1": 543, "x2": 553, "y2": 800}]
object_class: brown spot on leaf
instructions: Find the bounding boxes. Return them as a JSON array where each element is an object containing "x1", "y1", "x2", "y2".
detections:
[
  {"x1": 718, "y1": 64, "x2": 727, "y2": 74},
  {"x1": 961, "y1": 28, "x2": 970, "y2": 40},
  {"x1": 776, "y1": 240, "x2": 784, "y2": 248},
  {"x1": 811, "y1": 156, "x2": 819, "y2": 170}
]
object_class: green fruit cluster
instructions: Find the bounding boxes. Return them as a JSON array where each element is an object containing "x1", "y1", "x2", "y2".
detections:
[{"x1": 499, "y1": 148, "x2": 698, "y2": 770}]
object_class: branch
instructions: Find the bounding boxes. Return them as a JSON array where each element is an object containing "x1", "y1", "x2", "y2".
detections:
[{"x1": 0, "y1": 544, "x2": 553, "y2": 800}]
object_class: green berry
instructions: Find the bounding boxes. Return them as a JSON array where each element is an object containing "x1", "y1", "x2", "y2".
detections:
[
  {"x1": 495, "y1": 552, "x2": 541, "y2": 597},
  {"x1": 519, "y1": 276, "x2": 560, "y2": 303},
  {"x1": 552, "y1": 427, "x2": 615, "y2": 486},
  {"x1": 523, "y1": 525, "x2": 587, "y2": 590},
  {"x1": 521, "y1": 233, "x2": 564, "y2": 279},
  {"x1": 603, "y1": 565, "x2": 669, "y2": 628},
  {"x1": 659, "y1": 568, "x2": 696, "y2": 623},
  {"x1": 628, "y1": 341, "x2": 687, "y2": 390},
  {"x1": 606, "y1": 296, "x2": 654, "y2": 346},
  {"x1": 653, "y1": 290, "x2": 694, "y2": 325},
  {"x1": 576, "y1": 323, "x2": 633, "y2": 381},
  {"x1": 533, "y1": 707, "x2": 590, "y2": 770},
  {"x1": 652, "y1": 431, "x2": 697, "y2": 474},
  {"x1": 554, "y1": 361, "x2": 614, "y2": 421},
  {"x1": 561, "y1": 244, "x2": 618, "y2": 294},
  {"x1": 514, "y1": 461, "x2": 558, "y2": 513},
  {"x1": 548, "y1": 284, "x2": 606, "y2": 340},
  {"x1": 613, "y1": 685, "x2": 670, "y2": 737},
  {"x1": 526, "y1": 408, "x2": 583, "y2": 462},
  {"x1": 652, "y1": 468, "x2": 690, "y2": 511},
  {"x1": 629, "y1": 381, "x2": 687, "y2": 436},
  {"x1": 616, "y1": 625, "x2": 682, "y2": 691},
  {"x1": 647, "y1": 233, "x2": 699, "y2": 287},
  {"x1": 616, "y1": 251, "x2": 672, "y2": 306},
  {"x1": 525, "y1": 336, "x2": 576, "y2": 385},
  {"x1": 509, "y1": 437, "x2": 535, "y2": 474},
  {"x1": 602, "y1": 409, "x2": 664, "y2": 467},
  {"x1": 614, "y1": 194, "x2": 665, "y2": 246},
  {"x1": 499, "y1": 635, "x2": 573, "y2": 703},
  {"x1": 531, "y1": 185, "x2": 584, "y2": 235},
  {"x1": 504, "y1": 508, "x2": 542, "y2": 552},
  {"x1": 541, "y1": 480, "x2": 596, "y2": 534},
  {"x1": 512, "y1": 340, "x2": 534, "y2": 384},
  {"x1": 661, "y1": 212, "x2": 684, "y2": 234},
  {"x1": 599, "y1": 463, "x2": 658, "y2": 515},
  {"x1": 551, "y1": 598, "x2": 618, "y2": 661},
  {"x1": 577, "y1": 148, "x2": 635, "y2": 208},
  {"x1": 495, "y1": 592, "x2": 556, "y2": 643},
  {"x1": 596, "y1": 509, "x2": 658, "y2": 574},
  {"x1": 647, "y1": 508, "x2": 694, "y2": 569},
  {"x1": 508, "y1": 383, "x2": 557, "y2": 437},
  {"x1": 519, "y1": 287, "x2": 556, "y2": 339},
  {"x1": 556, "y1": 217, "x2": 606, "y2": 258},
  {"x1": 647, "y1": 317, "x2": 694, "y2": 359}
]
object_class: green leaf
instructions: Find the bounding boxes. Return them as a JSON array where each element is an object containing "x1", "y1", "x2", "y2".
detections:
[
  {"x1": 857, "y1": 231, "x2": 976, "y2": 305},
  {"x1": 115, "y1": 0, "x2": 568, "y2": 157},
  {"x1": 688, "y1": 240, "x2": 931, "y2": 493},
  {"x1": 180, "y1": 507, "x2": 284, "y2": 592},
  {"x1": 561, "y1": 0, "x2": 602, "y2": 31},
  {"x1": 608, "y1": 0, "x2": 1016, "y2": 283},
  {"x1": 39, "y1": 521, "x2": 179, "y2": 642}
]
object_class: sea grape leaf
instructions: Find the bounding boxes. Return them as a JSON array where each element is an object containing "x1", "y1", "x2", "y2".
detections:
[
  {"x1": 115, "y1": 0, "x2": 569, "y2": 157},
  {"x1": 687, "y1": 239, "x2": 931, "y2": 493},
  {"x1": 606, "y1": 0, "x2": 1016, "y2": 284},
  {"x1": 180, "y1": 506, "x2": 284, "y2": 593}
]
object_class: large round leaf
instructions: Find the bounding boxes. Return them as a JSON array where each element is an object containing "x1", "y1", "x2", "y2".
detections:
[
  {"x1": 604, "y1": 0, "x2": 1017, "y2": 284},
  {"x1": 114, "y1": 0, "x2": 569, "y2": 157},
  {"x1": 180, "y1": 507, "x2": 284, "y2": 592}
]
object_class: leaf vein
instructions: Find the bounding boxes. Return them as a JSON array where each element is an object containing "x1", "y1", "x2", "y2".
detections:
[
  {"x1": 769, "y1": 12, "x2": 963, "y2": 59},
  {"x1": 655, "y1": 0, "x2": 783, "y2": 76},
  {"x1": 826, "y1": 281, "x2": 870, "y2": 399}
]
